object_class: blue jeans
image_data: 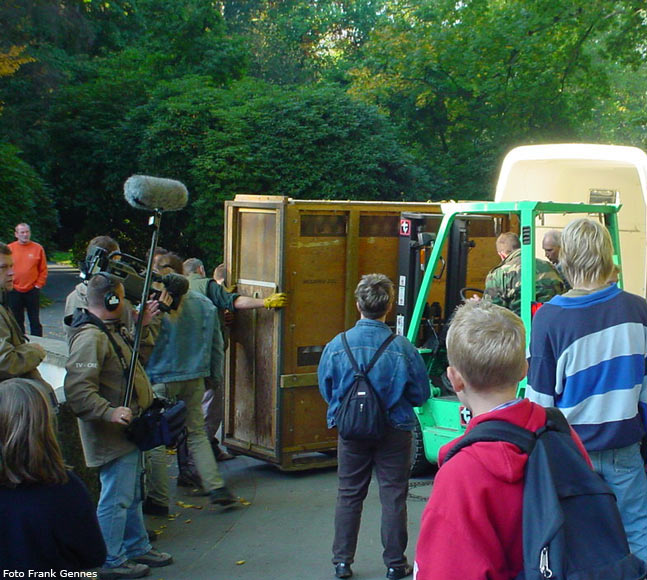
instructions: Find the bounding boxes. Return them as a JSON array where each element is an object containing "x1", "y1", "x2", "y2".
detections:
[
  {"x1": 98, "y1": 449, "x2": 151, "y2": 567},
  {"x1": 588, "y1": 443, "x2": 647, "y2": 561}
]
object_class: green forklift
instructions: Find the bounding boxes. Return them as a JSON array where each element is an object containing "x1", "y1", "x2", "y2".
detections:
[{"x1": 399, "y1": 200, "x2": 623, "y2": 474}]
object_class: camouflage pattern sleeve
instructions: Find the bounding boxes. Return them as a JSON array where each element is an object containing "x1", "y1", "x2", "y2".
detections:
[
  {"x1": 484, "y1": 258, "x2": 521, "y2": 314},
  {"x1": 484, "y1": 251, "x2": 563, "y2": 316},
  {"x1": 535, "y1": 259, "x2": 565, "y2": 303}
]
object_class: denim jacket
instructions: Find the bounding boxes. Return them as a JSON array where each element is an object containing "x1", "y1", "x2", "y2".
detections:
[
  {"x1": 146, "y1": 290, "x2": 218, "y2": 383},
  {"x1": 318, "y1": 318, "x2": 430, "y2": 431}
]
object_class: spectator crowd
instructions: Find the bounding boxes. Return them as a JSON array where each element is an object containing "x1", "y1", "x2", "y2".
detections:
[{"x1": 1, "y1": 217, "x2": 647, "y2": 580}]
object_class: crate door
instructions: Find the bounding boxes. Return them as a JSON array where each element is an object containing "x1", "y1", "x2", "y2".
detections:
[{"x1": 226, "y1": 207, "x2": 282, "y2": 458}]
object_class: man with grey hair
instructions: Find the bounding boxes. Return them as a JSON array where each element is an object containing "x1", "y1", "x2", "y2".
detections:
[
  {"x1": 541, "y1": 229, "x2": 561, "y2": 264},
  {"x1": 527, "y1": 218, "x2": 647, "y2": 560},
  {"x1": 318, "y1": 273, "x2": 430, "y2": 580},
  {"x1": 542, "y1": 229, "x2": 570, "y2": 290}
]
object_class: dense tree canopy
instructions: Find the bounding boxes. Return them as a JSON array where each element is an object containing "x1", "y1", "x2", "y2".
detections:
[
  {"x1": 348, "y1": 0, "x2": 647, "y2": 197},
  {"x1": 0, "y1": 142, "x2": 57, "y2": 246},
  {"x1": 0, "y1": 0, "x2": 646, "y2": 263}
]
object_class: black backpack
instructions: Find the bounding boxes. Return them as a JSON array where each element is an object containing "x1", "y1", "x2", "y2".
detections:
[
  {"x1": 334, "y1": 332, "x2": 396, "y2": 441},
  {"x1": 444, "y1": 407, "x2": 647, "y2": 580}
]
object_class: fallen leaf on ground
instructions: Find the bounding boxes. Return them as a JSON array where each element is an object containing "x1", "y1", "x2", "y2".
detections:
[{"x1": 176, "y1": 500, "x2": 204, "y2": 510}]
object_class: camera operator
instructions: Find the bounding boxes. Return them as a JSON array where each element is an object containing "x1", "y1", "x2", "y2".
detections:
[
  {"x1": 65, "y1": 237, "x2": 134, "y2": 340},
  {"x1": 63, "y1": 274, "x2": 173, "y2": 579}
]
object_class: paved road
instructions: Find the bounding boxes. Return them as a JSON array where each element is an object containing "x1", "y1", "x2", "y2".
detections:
[
  {"x1": 146, "y1": 453, "x2": 433, "y2": 580},
  {"x1": 40, "y1": 262, "x2": 80, "y2": 340},
  {"x1": 36, "y1": 263, "x2": 437, "y2": 580}
]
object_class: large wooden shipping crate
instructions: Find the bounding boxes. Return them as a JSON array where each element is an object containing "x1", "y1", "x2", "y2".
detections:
[{"x1": 222, "y1": 196, "x2": 499, "y2": 470}]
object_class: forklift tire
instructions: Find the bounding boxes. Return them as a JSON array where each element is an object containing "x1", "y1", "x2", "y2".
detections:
[{"x1": 410, "y1": 420, "x2": 432, "y2": 477}]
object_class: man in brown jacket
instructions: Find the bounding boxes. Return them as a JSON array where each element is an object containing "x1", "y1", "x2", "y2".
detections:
[
  {"x1": 64, "y1": 274, "x2": 172, "y2": 580},
  {"x1": 0, "y1": 243, "x2": 56, "y2": 407}
]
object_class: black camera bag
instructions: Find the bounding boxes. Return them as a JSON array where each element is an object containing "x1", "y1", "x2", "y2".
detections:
[{"x1": 126, "y1": 397, "x2": 187, "y2": 451}]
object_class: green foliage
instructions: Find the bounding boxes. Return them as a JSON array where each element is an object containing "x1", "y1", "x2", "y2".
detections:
[
  {"x1": 2, "y1": 0, "x2": 647, "y2": 261},
  {"x1": 10, "y1": 0, "x2": 248, "y2": 255},
  {"x1": 0, "y1": 141, "x2": 58, "y2": 247},
  {"x1": 49, "y1": 250, "x2": 73, "y2": 265},
  {"x1": 136, "y1": 79, "x2": 430, "y2": 265},
  {"x1": 221, "y1": 0, "x2": 387, "y2": 84},
  {"x1": 349, "y1": 0, "x2": 647, "y2": 198}
]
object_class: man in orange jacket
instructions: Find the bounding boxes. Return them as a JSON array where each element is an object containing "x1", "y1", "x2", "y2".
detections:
[{"x1": 8, "y1": 223, "x2": 47, "y2": 336}]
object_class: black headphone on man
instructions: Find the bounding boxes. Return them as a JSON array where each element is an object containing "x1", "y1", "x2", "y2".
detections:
[{"x1": 94, "y1": 272, "x2": 122, "y2": 312}]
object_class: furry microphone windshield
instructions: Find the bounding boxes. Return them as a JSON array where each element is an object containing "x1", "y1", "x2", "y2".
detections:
[{"x1": 124, "y1": 175, "x2": 188, "y2": 212}]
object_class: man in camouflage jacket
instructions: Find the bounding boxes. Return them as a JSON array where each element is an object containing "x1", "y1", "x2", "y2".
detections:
[{"x1": 484, "y1": 232, "x2": 564, "y2": 315}]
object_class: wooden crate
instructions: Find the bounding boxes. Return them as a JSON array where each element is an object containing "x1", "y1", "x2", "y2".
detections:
[{"x1": 222, "y1": 196, "x2": 501, "y2": 470}]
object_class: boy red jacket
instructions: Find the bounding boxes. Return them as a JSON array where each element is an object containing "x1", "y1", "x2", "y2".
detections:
[{"x1": 414, "y1": 399, "x2": 589, "y2": 580}]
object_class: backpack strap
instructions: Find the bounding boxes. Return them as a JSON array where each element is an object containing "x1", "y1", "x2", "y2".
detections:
[
  {"x1": 543, "y1": 406, "x2": 571, "y2": 434},
  {"x1": 341, "y1": 332, "x2": 397, "y2": 376},
  {"x1": 81, "y1": 311, "x2": 129, "y2": 375},
  {"x1": 444, "y1": 419, "x2": 537, "y2": 464},
  {"x1": 443, "y1": 406, "x2": 571, "y2": 465}
]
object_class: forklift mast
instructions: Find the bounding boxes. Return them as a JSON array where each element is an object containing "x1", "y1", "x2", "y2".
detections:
[{"x1": 396, "y1": 213, "x2": 471, "y2": 340}]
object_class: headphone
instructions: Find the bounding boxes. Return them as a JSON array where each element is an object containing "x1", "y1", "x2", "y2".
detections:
[{"x1": 95, "y1": 272, "x2": 121, "y2": 312}]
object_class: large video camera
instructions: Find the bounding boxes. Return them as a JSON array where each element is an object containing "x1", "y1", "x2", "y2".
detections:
[{"x1": 80, "y1": 245, "x2": 188, "y2": 312}]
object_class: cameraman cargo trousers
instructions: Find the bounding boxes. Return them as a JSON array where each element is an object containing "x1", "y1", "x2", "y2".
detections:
[{"x1": 147, "y1": 378, "x2": 225, "y2": 505}]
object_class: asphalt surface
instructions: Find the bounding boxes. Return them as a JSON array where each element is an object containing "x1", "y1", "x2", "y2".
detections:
[
  {"x1": 38, "y1": 264, "x2": 436, "y2": 580},
  {"x1": 40, "y1": 262, "x2": 79, "y2": 340}
]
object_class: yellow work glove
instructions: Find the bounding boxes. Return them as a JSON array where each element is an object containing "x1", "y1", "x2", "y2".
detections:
[{"x1": 264, "y1": 292, "x2": 288, "y2": 309}]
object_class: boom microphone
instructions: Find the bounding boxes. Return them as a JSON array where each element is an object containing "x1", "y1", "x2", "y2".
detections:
[{"x1": 124, "y1": 175, "x2": 188, "y2": 212}]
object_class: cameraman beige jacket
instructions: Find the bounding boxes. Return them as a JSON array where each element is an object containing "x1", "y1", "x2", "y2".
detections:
[{"x1": 64, "y1": 310, "x2": 153, "y2": 468}]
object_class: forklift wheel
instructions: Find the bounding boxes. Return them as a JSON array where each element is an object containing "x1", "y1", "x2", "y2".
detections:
[{"x1": 410, "y1": 420, "x2": 432, "y2": 477}]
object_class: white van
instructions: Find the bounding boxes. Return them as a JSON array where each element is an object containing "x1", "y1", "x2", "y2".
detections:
[{"x1": 494, "y1": 144, "x2": 647, "y2": 296}]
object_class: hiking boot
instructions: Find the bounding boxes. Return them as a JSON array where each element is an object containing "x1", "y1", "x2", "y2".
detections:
[
  {"x1": 131, "y1": 548, "x2": 173, "y2": 568},
  {"x1": 209, "y1": 486, "x2": 237, "y2": 505},
  {"x1": 142, "y1": 497, "x2": 168, "y2": 516},
  {"x1": 98, "y1": 561, "x2": 150, "y2": 579}
]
